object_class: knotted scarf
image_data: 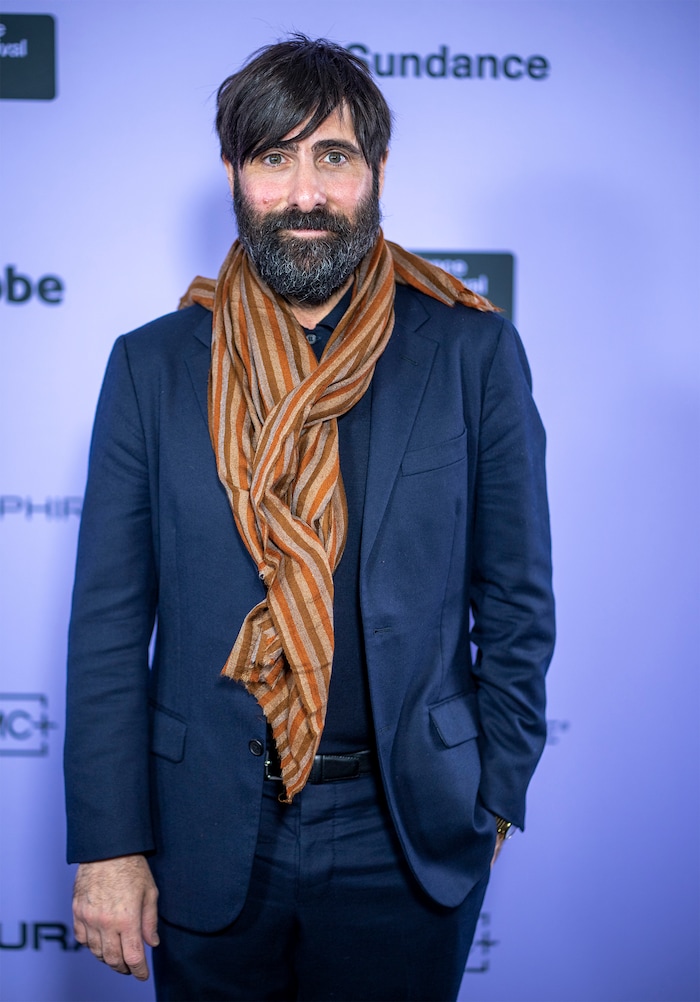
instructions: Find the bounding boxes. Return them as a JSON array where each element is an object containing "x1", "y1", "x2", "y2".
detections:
[{"x1": 179, "y1": 231, "x2": 497, "y2": 799}]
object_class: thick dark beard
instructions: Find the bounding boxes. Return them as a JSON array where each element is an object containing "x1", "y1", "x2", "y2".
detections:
[{"x1": 233, "y1": 176, "x2": 381, "y2": 306}]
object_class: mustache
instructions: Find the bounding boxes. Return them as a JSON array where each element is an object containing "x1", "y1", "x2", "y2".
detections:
[{"x1": 263, "y1": 208, "x2": 350, "y2": 234}]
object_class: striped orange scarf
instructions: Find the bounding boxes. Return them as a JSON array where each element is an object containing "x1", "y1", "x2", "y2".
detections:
[{"x1": 180, "y1": 231, "x2": 496, "y2": 799}]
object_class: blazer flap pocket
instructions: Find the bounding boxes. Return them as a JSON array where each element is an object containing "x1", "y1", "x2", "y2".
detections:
[
  {"x1": 429, "y1": 692, "x2": 479, "y2": 747},
  {"x1": 150, "y1": 705, "x2": 187, "y2": 763},
  {"x1": 401, "y1": 428, "x2": 467, "y2": 477}
]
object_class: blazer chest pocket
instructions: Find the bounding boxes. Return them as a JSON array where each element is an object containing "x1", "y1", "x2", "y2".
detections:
[
  {"x1": 150, "y1": 703, "x2": 187, "y2": 763},
  {"x1": 401, "y1": 428, "x2": 467, "y2": 477},
  {"x1": 429, "y1": 691, "x2": 479, "y2": 748}
]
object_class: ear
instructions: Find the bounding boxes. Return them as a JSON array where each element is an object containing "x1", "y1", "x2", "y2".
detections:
[
  {"x1": 377, "y1": 149, "x2": 389, "y2": 198},
  {"x1": 223, "y1": 157, "x2": 235, "y2": 196}
]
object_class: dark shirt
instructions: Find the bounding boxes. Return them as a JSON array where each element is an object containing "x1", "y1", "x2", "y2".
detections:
[{"x1": 301, "y1": 288, "x2": 373, "y2": 753}]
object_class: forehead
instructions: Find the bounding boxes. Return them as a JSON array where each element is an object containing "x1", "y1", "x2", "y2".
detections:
[{"x1": 278, "y1": 105, "x2": 359, "y2": 148}]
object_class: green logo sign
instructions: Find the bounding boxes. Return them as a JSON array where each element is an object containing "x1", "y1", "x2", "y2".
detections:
[
  {"x1": 413, "y1": 251, "x2": 515, "y2": 320},
  {"x1": 0, "y1": 14, "x2": 56, "y2": 100}
]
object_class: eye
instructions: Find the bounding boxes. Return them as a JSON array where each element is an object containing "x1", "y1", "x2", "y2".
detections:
[
  {"x1": 323, "y1": 151, "x2": 348, "y2": 165},
  {"x1": 262, "y1": 152, "x2": 285, "y2": 166}
]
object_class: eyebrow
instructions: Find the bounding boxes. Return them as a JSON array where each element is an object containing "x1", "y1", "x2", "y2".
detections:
[{"x1": 270, "y1": 138, "x2": 363, "y2": 159}]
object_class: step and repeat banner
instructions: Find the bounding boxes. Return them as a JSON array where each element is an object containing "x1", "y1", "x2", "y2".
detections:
[{"x1": 1, "y1": 2, "x2": 698, "y2": 1000}]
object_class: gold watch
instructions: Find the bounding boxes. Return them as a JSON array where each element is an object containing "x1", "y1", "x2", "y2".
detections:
[{"x1": 495, "y1": 816, "x2": 514, "y2": 840}]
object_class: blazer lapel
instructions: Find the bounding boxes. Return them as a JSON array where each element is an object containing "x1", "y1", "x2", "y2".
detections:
[
  {"x1": 361, "y1": 299, "x2": 437, "y2": 568},
  {"x1": 184, "y1": 307, "x2": 214, "y2": 426}
]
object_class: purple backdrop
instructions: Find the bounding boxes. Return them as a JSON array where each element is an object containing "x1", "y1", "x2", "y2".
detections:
[{"x1": 1, "y1": 2, "x2": 698, "y2": 1000}]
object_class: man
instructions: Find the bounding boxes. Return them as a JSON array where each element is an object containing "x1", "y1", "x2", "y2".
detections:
[{"x1": 65, "y1": 35, "x2": 554, "y2": 1002}]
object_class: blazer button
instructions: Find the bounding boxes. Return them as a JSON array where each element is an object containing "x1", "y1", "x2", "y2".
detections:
[{"x1": 249, "y1": 739, "x2": 264, "y2": 757}]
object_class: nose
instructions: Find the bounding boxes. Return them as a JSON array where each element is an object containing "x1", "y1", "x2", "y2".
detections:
[{"x1": 286, "y1": 158, "x2": 327, "y2": 212}]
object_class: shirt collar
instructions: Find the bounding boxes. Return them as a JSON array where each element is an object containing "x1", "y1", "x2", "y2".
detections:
[
  {"x1": 301, "y1": 285, "x2": 353, "y2": 358},
  {"x1": 314, "y1": 284, "x2": 353, "y2": 334}
]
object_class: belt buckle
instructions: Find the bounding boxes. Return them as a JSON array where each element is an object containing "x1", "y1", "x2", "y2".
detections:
[{"x1": 264, "y1": 752, "x2": 283, "y2": 782}]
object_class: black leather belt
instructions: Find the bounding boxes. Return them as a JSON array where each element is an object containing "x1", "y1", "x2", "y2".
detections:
[{"x1": 264, "y1": 745, "x2": 374, "y2": 784}]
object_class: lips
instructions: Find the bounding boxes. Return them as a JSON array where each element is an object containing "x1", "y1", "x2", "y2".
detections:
[{"x1": 282, "y1": 228, "x2": 333, "y2": 237}]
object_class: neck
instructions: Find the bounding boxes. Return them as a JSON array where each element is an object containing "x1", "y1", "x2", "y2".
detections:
[{"x1": 287, "y1": 276, "x2": 353, "y2": 330}]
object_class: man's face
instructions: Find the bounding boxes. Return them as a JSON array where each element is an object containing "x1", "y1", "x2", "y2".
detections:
[{"x1": 226, "y1": 107, "x2": 386, "y2": 306}]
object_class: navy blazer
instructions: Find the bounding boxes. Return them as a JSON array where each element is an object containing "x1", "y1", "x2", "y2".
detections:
[{"x1": 65, "y1": 284, "x2": 554, "y2": 931}]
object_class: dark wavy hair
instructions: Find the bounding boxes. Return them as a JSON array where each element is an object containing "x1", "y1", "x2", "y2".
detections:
[{"x1": 215, "y1": 34, "x2": 392, "y2": 172}]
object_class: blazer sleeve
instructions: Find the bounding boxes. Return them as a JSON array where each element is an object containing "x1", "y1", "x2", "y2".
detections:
[
  {"x1": 64, "y1": 335, "x2": 158, "y2": 863},
  {"x1": 469, "y1": 320, "x2": 555, "y2": 830}
]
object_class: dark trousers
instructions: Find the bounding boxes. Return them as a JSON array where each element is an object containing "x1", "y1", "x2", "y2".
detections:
[{"x1": 153, "y1": 771, "x2": 489, "y2": 1002}]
